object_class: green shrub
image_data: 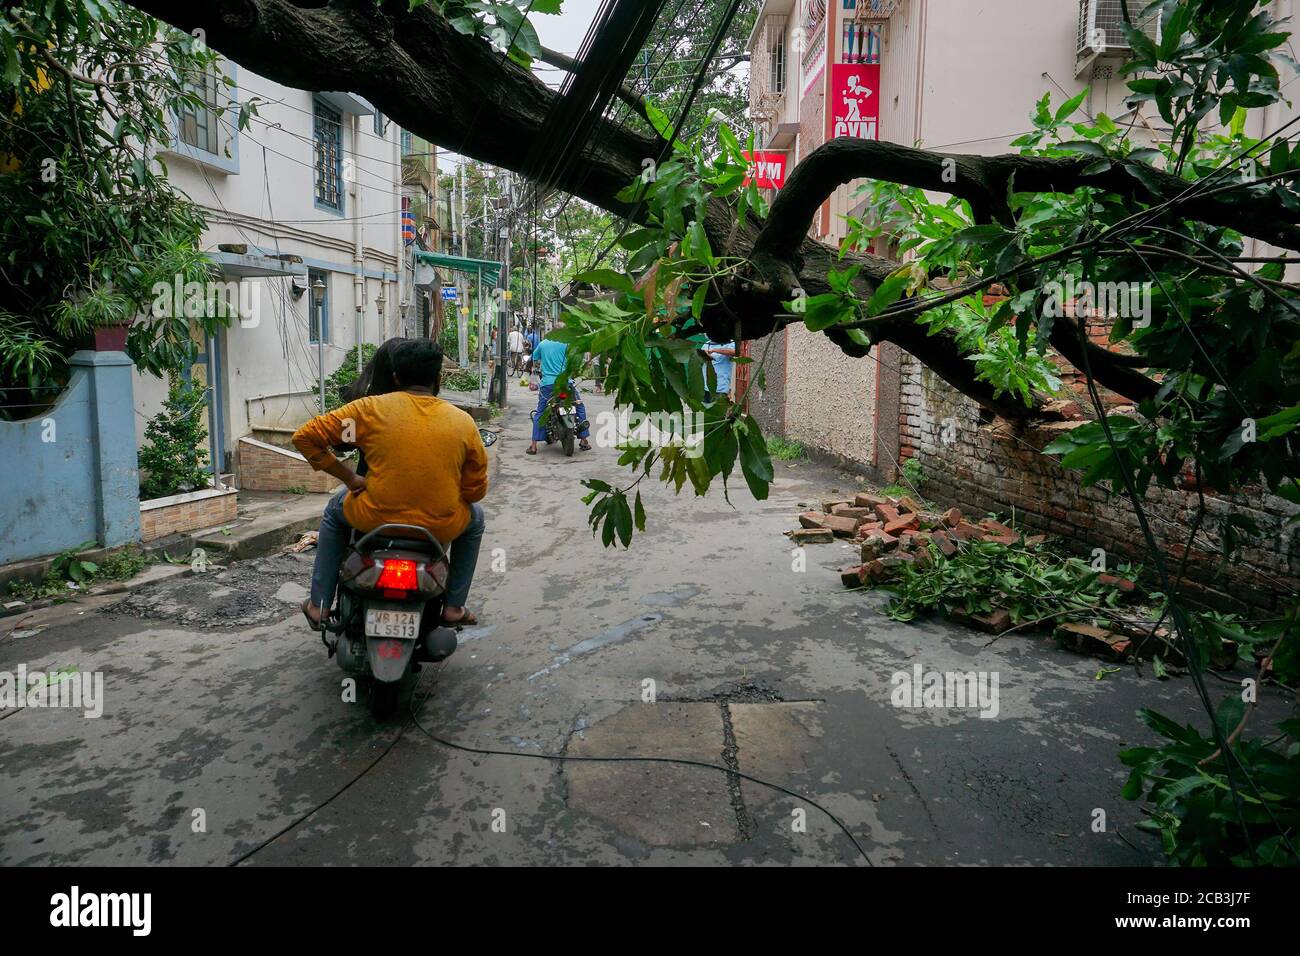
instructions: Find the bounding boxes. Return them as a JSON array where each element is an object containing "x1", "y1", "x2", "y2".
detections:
[
  {"x1": 138, "y1": 378, "x2": 209, "y2": 500},
  {"x1": 324, "y1": 343, "x2": 379, "y2": 410}
]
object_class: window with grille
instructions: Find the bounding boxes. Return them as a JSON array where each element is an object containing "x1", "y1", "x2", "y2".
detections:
[
  {"x1": 770, "y1": 33, "x2": 785, "y2": 94},
  {"x1": 179, "y1": 63, "x2": 221, "y2": 155},
  {"x1": 314, "y1": 98, "x2": 344, "y2": 213}
]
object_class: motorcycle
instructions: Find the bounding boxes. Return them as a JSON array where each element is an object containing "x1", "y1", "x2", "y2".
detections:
[
  {"x1": 532, "y1": 387, "x2": 586, "y2": 457},
  {"x1": 321, "y1": 523, "x2": 458, "y2": 719}
]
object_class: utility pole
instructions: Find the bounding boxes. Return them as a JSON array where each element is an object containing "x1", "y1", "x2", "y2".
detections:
[
  {"x1": 457, "y1": 160, "x2": 468, "y2": 368},
  {"x1": 491, "y1": 171, "x2": 512, "y2": 407}
]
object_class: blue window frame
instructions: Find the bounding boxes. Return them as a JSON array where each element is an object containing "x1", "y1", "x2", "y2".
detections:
[
  {"x1": 313, "y1": 98, "x2": 344, "y2": 214},
  {"x1": 308, "y1": 269, "x2": 330, "y2": 344}
]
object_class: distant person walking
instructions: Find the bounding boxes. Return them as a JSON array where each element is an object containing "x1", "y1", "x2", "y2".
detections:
[{"x1": 508, "y1": 326, "x2": 525, "y2": 373}]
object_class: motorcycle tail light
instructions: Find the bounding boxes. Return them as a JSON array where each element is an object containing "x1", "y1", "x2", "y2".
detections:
[{"x1": 375, "y1": 558, "x2": 418, "y2": 592}]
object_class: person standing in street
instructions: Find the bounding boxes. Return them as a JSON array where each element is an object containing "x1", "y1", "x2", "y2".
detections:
[{"x1": 703, "y1": 339, "x2": 735, "y2": 404}]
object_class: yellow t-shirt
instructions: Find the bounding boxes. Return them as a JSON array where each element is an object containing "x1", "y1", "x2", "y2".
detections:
[{"x1": 292, "y1": 391, "x2": 488, "y2": 542}]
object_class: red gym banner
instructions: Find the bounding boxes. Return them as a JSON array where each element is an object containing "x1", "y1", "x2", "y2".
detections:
[
  {"x1": 830, "y1": 63, "x2": 881, "y2": 141},
  {"x1": 742, "y1": 151, "x2": 788, "y2": 189}
]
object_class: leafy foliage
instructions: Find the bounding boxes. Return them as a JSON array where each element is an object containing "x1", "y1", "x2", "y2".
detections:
[
  {"x1": 137, "y1": 377, "x2": 210, "y2": 500},
  {"x1": 880, "y1": 537, "x2": 1135, "y2": 625},
  {"x1": 1120, "y1": 702, "x2": 1300, "y2": 866},
  {"x1": 428, "y1": 0, "x2": 560, "y2": 67},
  {"x1": 551, "y1": 111, "x2": 773, "y2": 546},
  {"x1": 324, "y1": 343, "x2": 380, "y2": 411},
  {"x1": 0, "y1": 1, "x2": 254, "y2": 418}
]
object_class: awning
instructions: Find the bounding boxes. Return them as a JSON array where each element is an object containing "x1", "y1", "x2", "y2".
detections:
[
  {"x1": 413, "y1": 250, "x2": 501, "y2": 287},
  {"x1": 209, "y1": 251, "x2": 308, "y2": 279},
  {"x1": 317, "y1": 91, "x2": 376, "y2": 117}
]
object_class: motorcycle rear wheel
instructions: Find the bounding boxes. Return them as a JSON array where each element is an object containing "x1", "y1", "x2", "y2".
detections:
[{"x1": 562, "y1": 429, "x2": 575, "y2": 457}]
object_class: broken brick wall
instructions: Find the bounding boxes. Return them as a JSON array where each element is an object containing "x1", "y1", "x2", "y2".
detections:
[{"x1": 898, "y1": 355, "x2": 1300, "y2": 613}]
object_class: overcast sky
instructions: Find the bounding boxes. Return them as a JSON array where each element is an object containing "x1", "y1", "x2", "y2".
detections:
[
  {"x1": 441, "y1": 0, "x2": 602, "y2": 171},
  {"x1": 534, "y1": 0, "x2": 601, "y2": 59}
]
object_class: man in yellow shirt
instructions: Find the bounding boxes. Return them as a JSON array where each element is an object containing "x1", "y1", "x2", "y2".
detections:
[{"x1": 293, "y1": 339, "x2": 489, "y2": 629}]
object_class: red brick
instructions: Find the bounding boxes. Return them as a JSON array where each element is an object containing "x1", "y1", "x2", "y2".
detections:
[
  {"x1": 1098, "y1": 574, "x2": 1137, "y2": 594},
  {"x1": 885, "y1": 514, "x2": 921, "y2": 536},
  {"x1": 823, "y1": 514, "x2": 860, "y2": 538},
  {"x1": 831, "y1": 505, "x2": 874, "y2": 521}
]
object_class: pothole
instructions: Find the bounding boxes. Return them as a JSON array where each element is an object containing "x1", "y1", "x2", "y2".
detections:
[{"x1": 116, "y1": 554, "x2": 311, "y2": 630}]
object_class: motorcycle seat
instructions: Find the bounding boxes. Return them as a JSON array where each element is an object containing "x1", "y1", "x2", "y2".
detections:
[{"x1": 349, "y1": 523, "x2": 446, "y2": 558}]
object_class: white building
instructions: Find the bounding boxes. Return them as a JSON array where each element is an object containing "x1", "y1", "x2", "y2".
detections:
[{"x1": 134, "y1": 57, "x2": 411, "y2": 478}]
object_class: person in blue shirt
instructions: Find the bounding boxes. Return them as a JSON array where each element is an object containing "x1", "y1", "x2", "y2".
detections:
[
  {"x1": 703, "y1": 340, "x2": 735, "y2": 404},
  {"x1": 527, "y1": 337, "x2": 591, "y2": 454}
]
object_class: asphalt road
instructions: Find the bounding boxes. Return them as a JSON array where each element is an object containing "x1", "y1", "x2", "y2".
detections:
[{"x1": 2, "y1": 380, "x2": 1290, "y2": 866}]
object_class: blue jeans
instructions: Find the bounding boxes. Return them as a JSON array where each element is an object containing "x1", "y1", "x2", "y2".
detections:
[
  {"x1": 309, "y1": 489, "x2": 486, "y2": 614},
  {"x1": 531, "y1": 384, "x2": 590, "y2": 441}
]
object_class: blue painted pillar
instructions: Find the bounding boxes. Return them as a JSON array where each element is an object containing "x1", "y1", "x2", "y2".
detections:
[{"x1": 69, "y1": 350, "x2": 141, "y2": 548}]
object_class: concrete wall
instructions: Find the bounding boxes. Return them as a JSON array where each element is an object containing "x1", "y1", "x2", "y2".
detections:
[
  {"x1": 783, "y1": 322, "x2": 877, "y2": 464},
  {"x1": 133, "y1": 62, "x2": 407, "y2": 467},
  {"x1": 1, "y1": 352, "x2": 141, "y2": 564}
]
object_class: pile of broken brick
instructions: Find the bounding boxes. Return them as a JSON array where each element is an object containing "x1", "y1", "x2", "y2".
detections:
[
  {"x1": 789, "y1": 490, "x2": 1159, "y2": 663},
  {"x1": 790, "y1": 490, "x2": 1038, "y2": 580}
]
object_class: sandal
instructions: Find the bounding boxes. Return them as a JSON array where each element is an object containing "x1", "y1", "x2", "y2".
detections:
[
  {"x1": 440, "y1": 609, "x2": 478, "y2": 627},
  {"x1": 301, "y1": 599, "x2": 324, "y2": 632},
  {"x1": 526, "y1": 446, "x2": 537, "y2": 455}
]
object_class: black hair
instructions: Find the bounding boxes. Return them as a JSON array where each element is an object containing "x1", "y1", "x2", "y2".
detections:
[
  {"x1": 391, "y1": 337, "x2": 444, "y2": 392},
  {"x1": 344, "y1": 336, "x2": 405, "y2": 402}
]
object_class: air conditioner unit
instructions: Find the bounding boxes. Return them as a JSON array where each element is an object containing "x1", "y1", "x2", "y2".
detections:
[{"x1": 1077, "y1": 0, "x2": 1161, "y2": 59}]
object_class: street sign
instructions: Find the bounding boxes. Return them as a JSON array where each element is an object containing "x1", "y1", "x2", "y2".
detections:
[{"x1": 440, "y1": 286, "x2": 458, "y2": 301}]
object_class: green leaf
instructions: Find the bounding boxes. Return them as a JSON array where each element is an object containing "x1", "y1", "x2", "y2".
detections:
[
  {"x1": 1054, "y1": 89, "x2": 1089, "y2": 121},
  {"x1": 574, "y1": 269, "x2": 634, "y2": 294},
  {"x1": 1057, "y1": 140, "x2": 1108, "y2": 157}
]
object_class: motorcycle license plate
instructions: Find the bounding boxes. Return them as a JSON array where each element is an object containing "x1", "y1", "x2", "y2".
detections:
[
  {"x1": 557, "y1": 405, "x2": 575, "y2": 415},
  {"x1": 365, "y1": 607, "x2": 420, "y2": 639}
]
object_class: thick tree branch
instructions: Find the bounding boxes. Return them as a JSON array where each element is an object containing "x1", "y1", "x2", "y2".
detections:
[{"x1": 754, "y1": 137, "x2": 1300, "y2": 259}]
